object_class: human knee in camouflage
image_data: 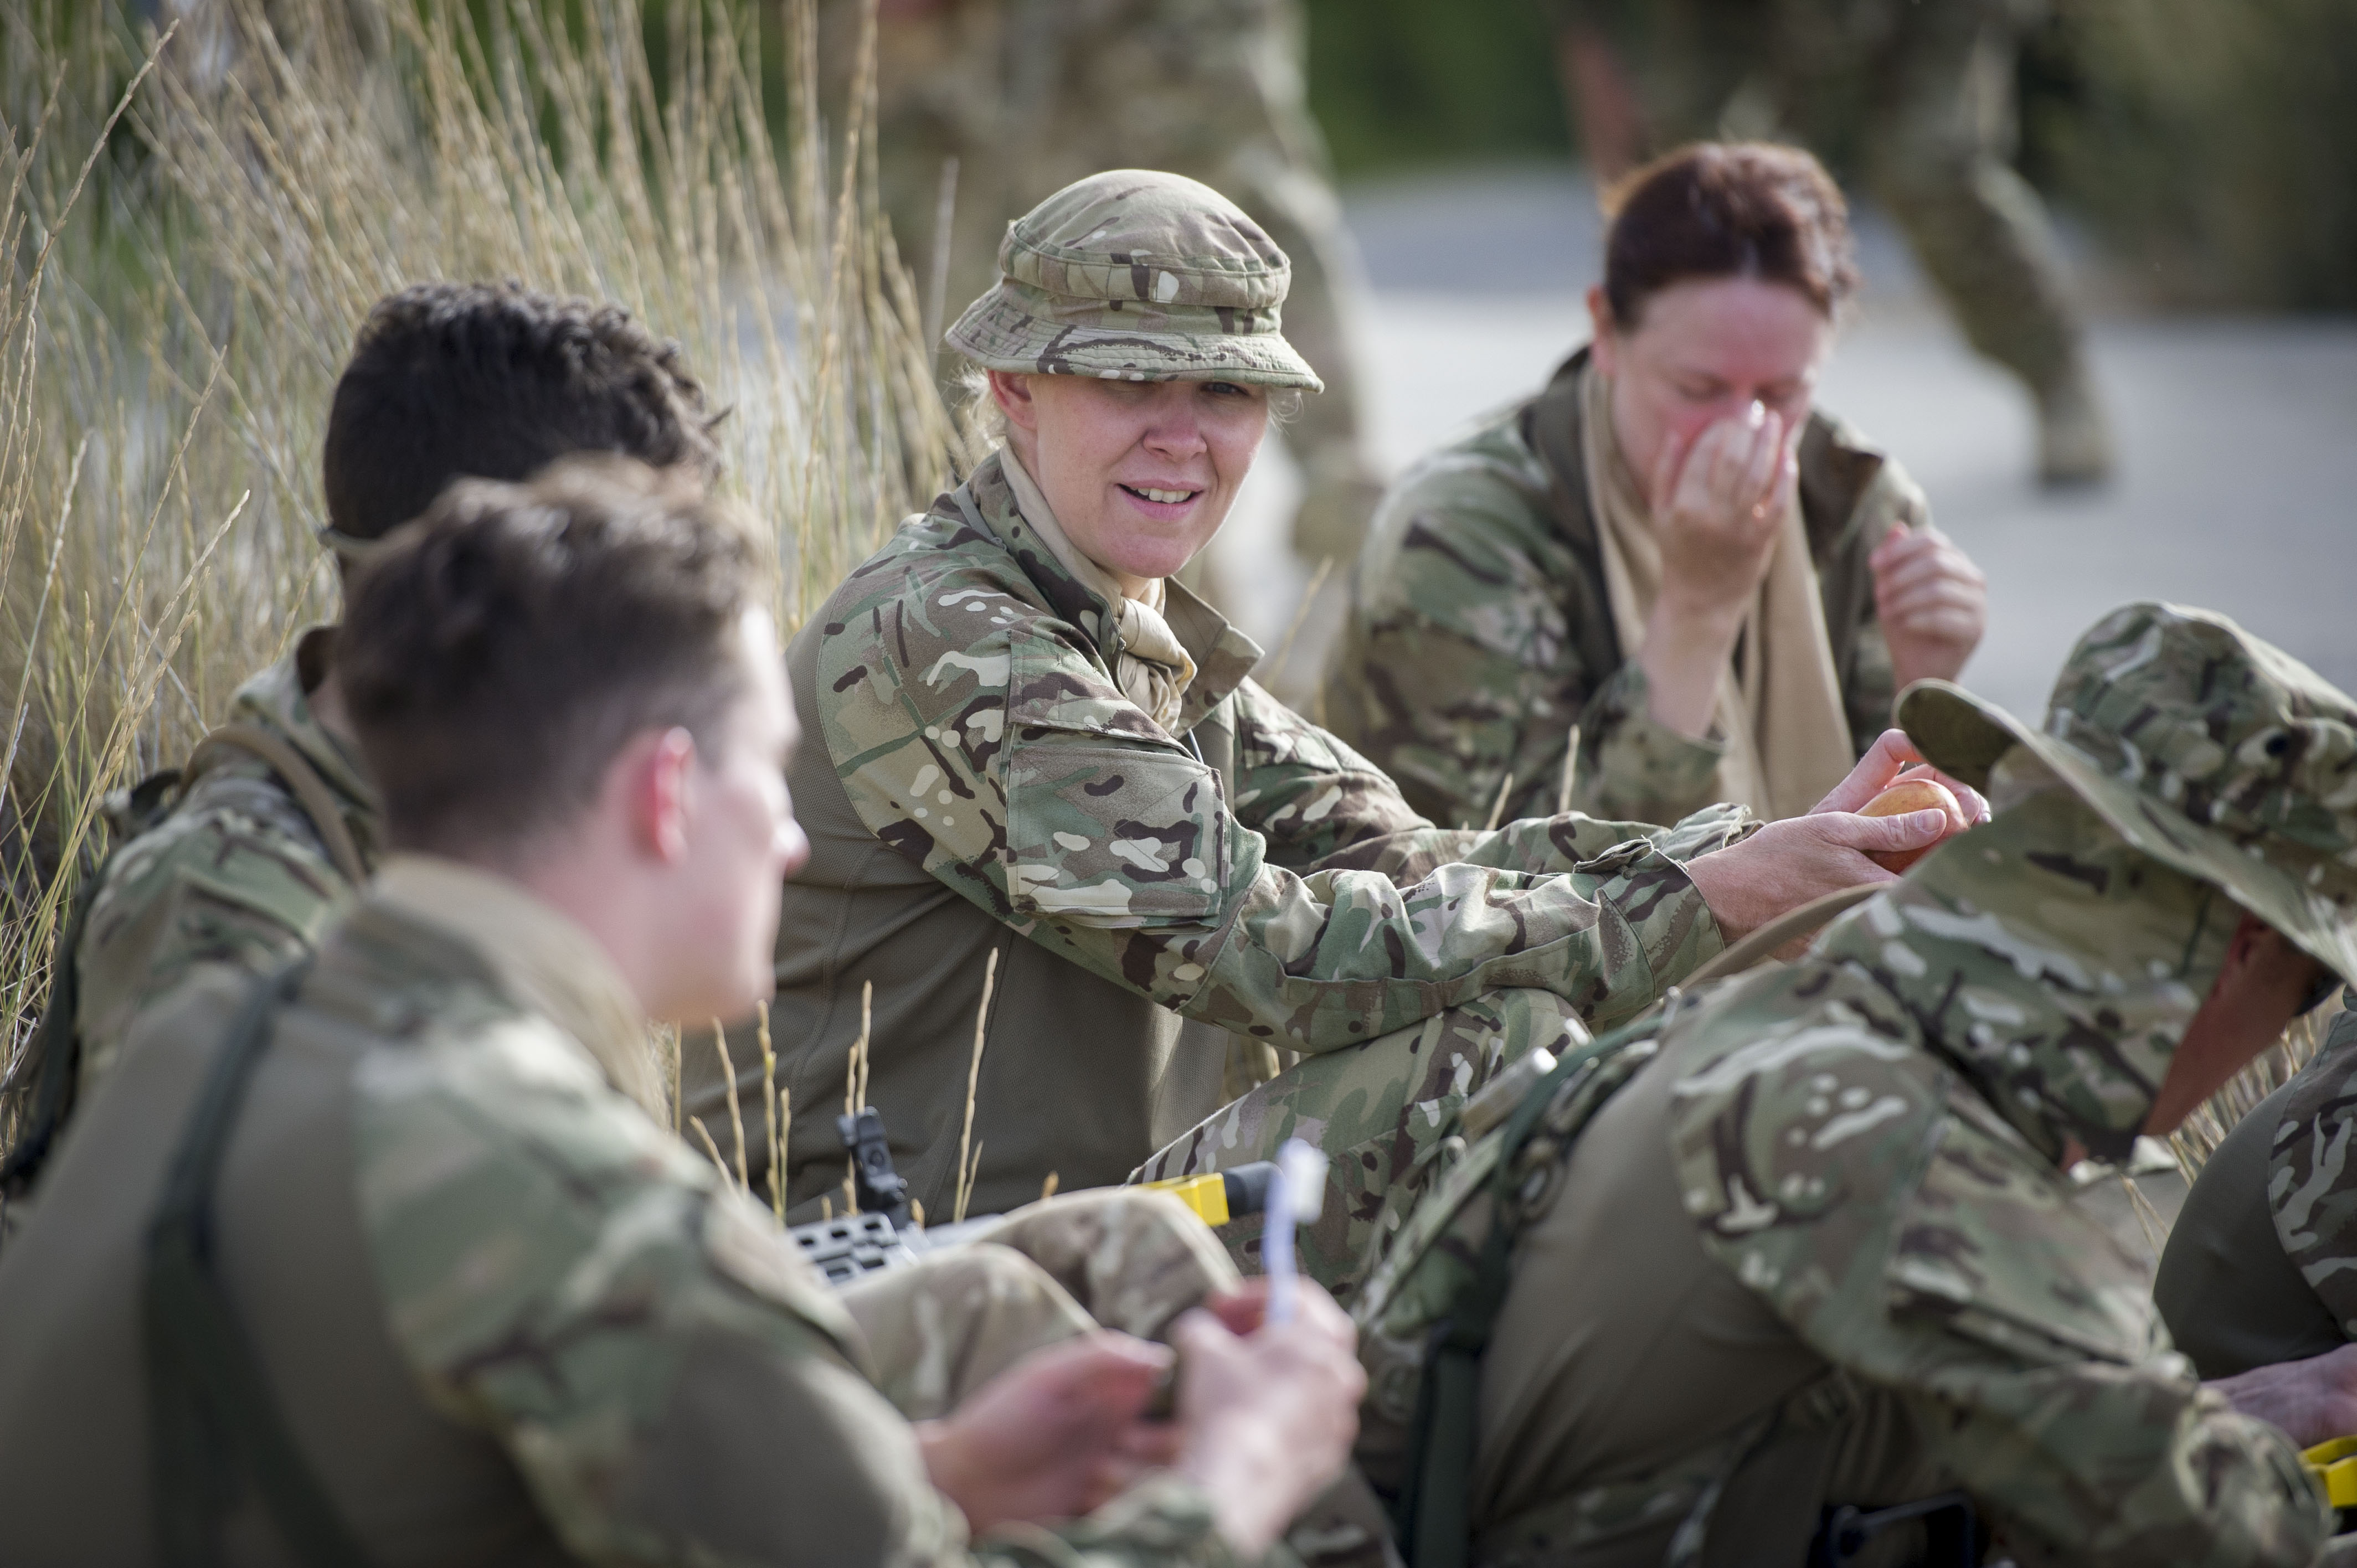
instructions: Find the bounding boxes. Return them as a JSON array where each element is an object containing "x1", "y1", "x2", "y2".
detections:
[{"x1": 1133, "y1": 987, "x2": 1588, "y2": 1297}]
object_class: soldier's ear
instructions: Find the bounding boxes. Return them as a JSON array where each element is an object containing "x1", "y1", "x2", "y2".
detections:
[
  {"x1": 989, "y1": 369, "x2": 1040, "y2": 434},
  {"x1": 621, "y1": 725, "x2": 699, "y2": 865}
]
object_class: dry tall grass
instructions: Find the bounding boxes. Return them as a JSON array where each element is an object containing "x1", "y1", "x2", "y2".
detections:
[{"x1": 0, "y1": 0, "x2": 976, "y2": 1152}]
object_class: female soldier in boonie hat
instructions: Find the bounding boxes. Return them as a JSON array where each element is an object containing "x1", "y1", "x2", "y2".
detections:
[{"x1": 728, "y1": 168, "x2": 1958, "y2": 1242}]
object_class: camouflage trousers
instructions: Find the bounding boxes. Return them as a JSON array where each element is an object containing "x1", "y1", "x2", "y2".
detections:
[
  {"x1": 1131, "y1": 988, "x2": 1584, "y2": 1300},
  {"x1": 842, "y1": 1187, "x2": 1239, "y2": 1421}
]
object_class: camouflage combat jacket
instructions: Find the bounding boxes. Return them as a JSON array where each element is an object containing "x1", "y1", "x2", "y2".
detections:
[
  {"x1": 752, "y1": 452, "x2": 1747, "y2": 1220},
  {"x1": 1357, "y1": 790, "x2": 2328, "y2": 1565},
  {"x1": 0, "y1": 855, "x2": 1257, "y2": 1567},
  {"x1": 73, "y1": 626, "x2": 380, "y2": 1091},
  {"x1": 1322, "y1": 350, "x2": 1926, "y2": 830}
]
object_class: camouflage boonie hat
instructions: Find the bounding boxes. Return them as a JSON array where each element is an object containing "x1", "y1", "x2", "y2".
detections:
[
  {"x1": 944, "y1": 169, "x2": 1322, "y2": 389},
  {"x1": 1899, "y1": 601, "x2": 2357, "y2": 987}
]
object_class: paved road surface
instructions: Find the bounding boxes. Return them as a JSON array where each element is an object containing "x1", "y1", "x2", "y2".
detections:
[{"x1": 1214, "y1": 166, "x2": 2357, "y2": 728}]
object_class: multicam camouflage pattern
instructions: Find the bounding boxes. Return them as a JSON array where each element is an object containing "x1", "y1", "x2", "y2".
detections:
[
  {"x1": 1902, "y1": 601, "x2": 2357, "y2": 994},
  {"x1": 1135, "y1": 988, "x2": 1590, "y2": 1297},
  {"x1": 1321, "y1": 352, "x2": 1921, "y2": 830},
  {"x1": 320, "y1": 880, "x2": 1252, "y2": 1564},
  {"x1": 812, "y1": 450, "x2": 1743, "y2": 1054},
  {"x1": 846, "y1": 1187, "x2": 1244, "y2": 1422},
  {"x1": 2268, "y1": 1005, "x2": 2357, "y2": 1336},
  {"x1": 1657, "y1": 793, "x2": 2327, "y2": 1561},
  {"x1": 946, "y1": 168, "x2": 1321, "y2": 388},
  {"x1": 71, "y1": 630, "x2": 379, "y2": 1091},
  {"x1": 1334, "y1": 604, "x2": 2357, "y2": 1562}
]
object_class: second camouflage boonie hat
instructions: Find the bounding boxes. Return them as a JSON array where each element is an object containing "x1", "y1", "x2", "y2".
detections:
[
  {"x1": 1898, "y1": 601, "x2": 2357, "y2": 987},
  {"x1": 945, "y1": 168, "x2": 1323, "y2": 389}
]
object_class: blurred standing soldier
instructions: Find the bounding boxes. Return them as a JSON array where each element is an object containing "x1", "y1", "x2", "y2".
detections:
[
  {"x1": 837, "y1": 0, "x2": 1385, "y2": 606},
  {"x1": 0, "y1": 458, "x2": 1367, "y2": 1565},
  {"x1": 1543, "y1": 0, "x2": 2116, "y2": 485},
  {"x1": 0, "y1": 282, "x2": 721, "y2": 1205}
]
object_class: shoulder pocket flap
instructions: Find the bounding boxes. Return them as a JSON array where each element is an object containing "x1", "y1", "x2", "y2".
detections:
[
  {"x1": 1884, "y1": 1117, "x2": 2158, "y2": 1368},
  {"x1": 1003, "y1": 741, "x2": 1228, "y2": 924}
]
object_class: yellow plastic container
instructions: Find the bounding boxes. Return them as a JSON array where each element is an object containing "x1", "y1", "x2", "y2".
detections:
[
  {"x1": 2304, "y1": 1436, "x2": 2357, "y2": 1508},
  {"x1": 1141, "y1": 1172, "x2": 1230, "y2": 1227}
]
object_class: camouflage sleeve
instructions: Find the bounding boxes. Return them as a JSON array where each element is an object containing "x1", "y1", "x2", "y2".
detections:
[
  {"x1": 2270, "y1": 1004, "x2": 2357, "y2": 1334},
  {"x1": 1223, "y1": 675, "x2": 1753, "y2": 884},
  {"x1": 1670, "y1": 987, "x2": 2330, "y2": 1566},
  {"x1": 819, "y1": 582, "x2": 1725, "y2": 1053},
  {"x1": 74, "y1": 766, "x2": 354, "y2": 1091},
  {"x1": 357, "y1": 1019, "x2": 1249, "y2": 1567},
  {"x1": 1334, "y1": 456, "x2": 1723, "y2": 831}
]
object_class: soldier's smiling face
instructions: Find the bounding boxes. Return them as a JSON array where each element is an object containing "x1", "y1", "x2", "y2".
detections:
[{"x1": 991, "y1": 370, "x2": 1269, "y2": 593}]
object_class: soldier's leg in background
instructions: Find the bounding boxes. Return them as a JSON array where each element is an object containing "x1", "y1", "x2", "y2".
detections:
[
  {"x1": 1133, "y1": 987, "x2": 1584, "y2": 1299},
  {"x1": 970, "y1": 1187, "x2": 1242, "y2": 1343},
  {"x1": 839, "y1": 1241, "x2": 1097, "y2": 1421},
  {"x1": 1867, "y1": 0, "x2": 2113, "y2": 485}
]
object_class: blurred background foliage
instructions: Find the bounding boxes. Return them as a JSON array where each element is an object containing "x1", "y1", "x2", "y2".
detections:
[{"x1": 1300, "y1": 0, "x2": 2357, "y2": 312}]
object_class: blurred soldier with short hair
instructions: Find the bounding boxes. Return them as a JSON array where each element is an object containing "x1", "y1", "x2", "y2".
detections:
[
  {"x1": 0, "y1": 457, "x2": 1367, "y2": 1565},
  {"x1": 0, "y1": 282, "x2": 720, "y2": 1198}
]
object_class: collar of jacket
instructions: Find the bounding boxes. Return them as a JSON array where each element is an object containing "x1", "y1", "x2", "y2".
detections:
[
  {"x1": 364, "y1": 853, "x2": 668, "y2": 1121},
  {"x1": 229, "y1": 625, "x2": 384, "y2": 863},
  {"x1": 1809, "y1": 786, "x2": 2238, "y2": 1166},
  {"x1": 954, "y1": 451, "x2": 1263, "y2": 736}
]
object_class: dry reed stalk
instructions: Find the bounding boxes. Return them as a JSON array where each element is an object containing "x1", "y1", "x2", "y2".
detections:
[
  {"x1": 1039, "y1": 1171, "x2": 1058, "y2": 1202},
  {"x1": 2168, "y1": 1003, "x2": 2341, "y2": 1182},
  {"x1": 774, "y1": 1084, "x2": 791, "y2": 1226},
  {"x1": 1556, "y1": 726, "x2": 1582, "y2": 817},
  {"x1": 1482, "y1": 771, "x2": 1516, "y2": 834},
  {"x1": 714, "y1": 1018, "x2": 749, "y2": 1191},
  {"x1": 843, "y1": 979, "x2": 871, "y2": 1214},
  {"x1": 2, "y1": 0, "x2": 962, "y2": 1160},
  {"x1": 953, "y1": 947, "x2": 999, "y2": 1224},
  {"x1": 758, "y1": 1002, "x2": 780, "y2": 1223},
  {"x1": 689, "y1": 1117, "x2": 735, "y2": 1190}
]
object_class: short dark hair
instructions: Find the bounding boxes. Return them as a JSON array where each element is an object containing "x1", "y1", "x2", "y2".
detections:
[
  {"x1": 1601, "y1": 143, "x2": 1860, "y2": 330},
  {"x1": 339, "y1": 456, "x2": 760, "y2": 854},
  {"x1": 321, "y1": 282, "x2": 722, "y2": 545}
]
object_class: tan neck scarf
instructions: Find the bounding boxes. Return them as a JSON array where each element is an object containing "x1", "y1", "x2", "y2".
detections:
[
  {"x1": 1001, "y1": 448, "x2": 1198, "y2": 734},
  {"x1": 1579, "y1": 362, "x2": 1852, "y2": 820}
]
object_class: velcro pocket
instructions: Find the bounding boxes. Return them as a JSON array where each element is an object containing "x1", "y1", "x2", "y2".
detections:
[
  {"x1": 1003, "y1": 740, "x2": 1228, "y2": 925},
  {"x1": 1883, "y1": 1111, "x2": 2158, "y2": 1368}
]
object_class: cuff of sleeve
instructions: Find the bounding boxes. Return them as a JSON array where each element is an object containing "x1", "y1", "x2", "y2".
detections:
[{"x1": 1587, "y1": 844, "x2": 1727, "y2": 1025}]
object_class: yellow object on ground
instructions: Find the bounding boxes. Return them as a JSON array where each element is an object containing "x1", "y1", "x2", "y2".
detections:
[
  {"x1": 1141, "y1": 1172, "x2": 1231, "y2": 1228},
  {"x1": 2305, "y1": 1437, "x2": 2357, "y2": 1508}
]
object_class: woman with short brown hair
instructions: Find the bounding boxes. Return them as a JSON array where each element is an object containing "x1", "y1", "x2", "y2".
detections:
[{"x1": 1324, "y1": 142, "x2": 1988, "y2": 832}]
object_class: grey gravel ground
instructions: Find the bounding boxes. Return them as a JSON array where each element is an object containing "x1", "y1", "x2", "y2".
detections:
[{"x1": 1213, "y1": 166, "x2": 2357, "y2": 730}]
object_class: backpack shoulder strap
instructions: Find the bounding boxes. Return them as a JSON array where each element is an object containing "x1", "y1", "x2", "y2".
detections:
[
  {"x1": 1385, "y1": 1017, "x2": 1666, "y2": 1566},
  {"x1": 186, "y1": 722, "x2": 368, "y2": 886},
  {"x1": 144, "y1": 956, "x2": 376, "y2": 1568}
]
